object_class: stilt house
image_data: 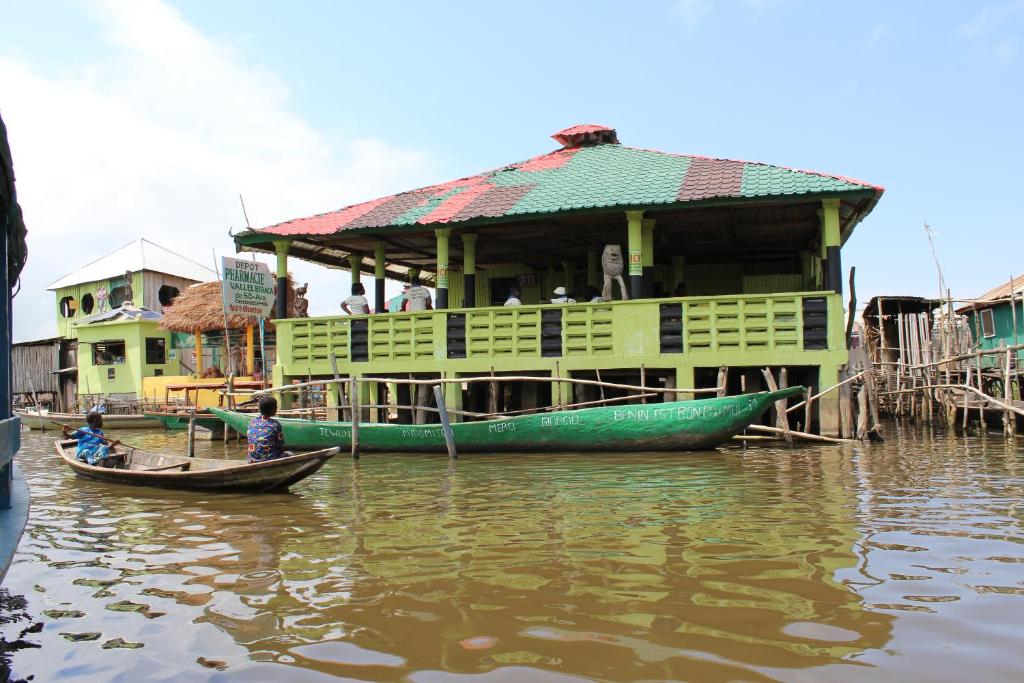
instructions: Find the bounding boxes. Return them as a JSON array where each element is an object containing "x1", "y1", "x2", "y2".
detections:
[{"x1": 232, "y1": 125, "x2": 884, "y2": 436}]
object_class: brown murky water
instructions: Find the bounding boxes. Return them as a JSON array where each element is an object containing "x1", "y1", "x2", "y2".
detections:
[{"x1": 2, "y1": 424, "x2": 1024, "y2": 682}]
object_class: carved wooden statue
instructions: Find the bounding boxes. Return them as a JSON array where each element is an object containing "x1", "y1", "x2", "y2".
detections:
[
  {"x1": 600, "y1": 244, "x2": 629, "y2": 301},
  {"x1": 293, "y1": 282, "x2": 309, "y2": 318}
]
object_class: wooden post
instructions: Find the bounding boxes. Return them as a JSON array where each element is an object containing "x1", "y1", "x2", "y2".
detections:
[
  {"x1": 194, "y1": 332, "x2": 204, "y2": 375},
  {"x1": 433, "y1": 385, "x2": 457, "y2": 460},
  {"x1": 1005, "y1": 347, "x2": 1015, "y2": 437},
  {"x1": 246, "y1": 325, "x2": 255, "y2": 376},
  {"x1": 640, "y1": 364, "x2": 648, "y2": 405},
  {"x1": 329, "y1": 353, "x2": 342, "y2": 421},
  {"x1": 717, "y1": 366, "x2": 728, "y2": 398},
  {"x1": 963, "y1": 365, "x2": 971, "y2": 430},
  {"x1": 488, "y1": 366, "x2": 499, "y2": 416},
  {"x1": 760, "y1": 368, "x2": 792, "y2": 444},
  {"x1": 350, "y1": 376, "x2": 360, "y2": 459},
  {"x1": 839, "y1": 366, "x2": 854, "y2": 438},
  {"x1": 186, "y1": 409, "x2": 196, "y2": 458}
]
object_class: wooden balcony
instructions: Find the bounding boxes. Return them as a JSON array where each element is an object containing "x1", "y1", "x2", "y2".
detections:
[{"x1": 273, "y1": 291, "x2": 845, "y2": 379}]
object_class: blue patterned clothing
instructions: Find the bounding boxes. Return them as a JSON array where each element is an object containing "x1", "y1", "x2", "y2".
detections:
[
  {"x1": 72, "y1": 427, "x2": 111, "y2": 465},
  {"x1": 247, "y1": 416, "x2": 285, "y2": 463}
]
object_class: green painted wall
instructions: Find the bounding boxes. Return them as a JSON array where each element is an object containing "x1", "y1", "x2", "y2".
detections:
[
  {"x1": 55, "y1": 271, "x2": 143, "y2": 339},
  {"x1": 75, "y1": 319, "x2": 180, "y2": 397},
  {"x1": 965, "y1": 300, "x2": 1024, "y2": 367}
]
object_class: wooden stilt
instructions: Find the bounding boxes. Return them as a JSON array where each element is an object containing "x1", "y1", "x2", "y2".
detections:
[{"x1": 350, "y1": 376, "x2": 360, "y2": 459}]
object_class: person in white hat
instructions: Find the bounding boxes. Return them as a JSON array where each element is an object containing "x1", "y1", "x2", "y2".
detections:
[{"x1": 550, "y1": 286, "x2": 575, "y2": 304}]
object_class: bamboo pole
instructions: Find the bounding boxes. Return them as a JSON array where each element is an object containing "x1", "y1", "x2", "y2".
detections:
[
  {"x1": 746, "y1": 424, "x2": 856, "y2": 444},
  {"x1": 786, "y1": 371, "x2": 865, "y2": 413}
]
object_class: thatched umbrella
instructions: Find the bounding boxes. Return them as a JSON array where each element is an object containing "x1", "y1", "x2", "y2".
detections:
[{"x1": 161, "y1": 279, "x2": 295, "y2": 375}]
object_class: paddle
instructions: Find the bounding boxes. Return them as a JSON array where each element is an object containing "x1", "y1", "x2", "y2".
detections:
[{"x1": 55, "y1": 423, "x2": 144, "y2": 452}]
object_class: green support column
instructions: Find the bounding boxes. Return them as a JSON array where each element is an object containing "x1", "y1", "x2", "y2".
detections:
[
  {"x1": 462, "y1": 233, "x2": 477, "y2": 308},
  {"x1": 821, "y1": 198, "x2": 841, "y2": 294},
  {"x1": 348, "y1": 254, "x2": 361, "y2": 286},
  {"x1": 436, "y1": 229, "x2": 451, "y2": 309},
  {"x1": 641, "y1": 218, "x2": 655, "y2": 297},
  {"x1": 671, "y1": 255, "x2": 686, "y2": 295},
  {"x1": 562, "y1": 260, "x2": 574, "y2": 294},
  {"x1": 626, "y1": 210, "x2": 644, "y2": 299},
  {"x1": 587, "y1": 249, "x2": 599, "y2": 288},
  {"x1": 373, "y1": 243, "x2": 386, "y2": 313},
  {"x1": 274, "y1": 240, "x2": 291, "y2": 319}
]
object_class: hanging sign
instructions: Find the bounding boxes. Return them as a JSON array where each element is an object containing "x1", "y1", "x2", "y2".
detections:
[{"x1": 221, "y1": 256, "x2": 274, "y2": 318}]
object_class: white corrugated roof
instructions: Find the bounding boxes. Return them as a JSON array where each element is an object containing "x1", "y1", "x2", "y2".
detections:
[{"x1": 47, "y1": 238, "x2": 216, "y2": 290}]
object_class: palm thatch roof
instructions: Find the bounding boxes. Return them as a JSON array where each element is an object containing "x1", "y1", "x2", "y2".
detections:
[{"x1": 161, "y1": 279, "x2": 295, "y2": 332}]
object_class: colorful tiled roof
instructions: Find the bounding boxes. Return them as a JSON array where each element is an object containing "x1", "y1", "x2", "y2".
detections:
[{"x1": 257, "y1": 126, "x2": 882, "y2": 238}]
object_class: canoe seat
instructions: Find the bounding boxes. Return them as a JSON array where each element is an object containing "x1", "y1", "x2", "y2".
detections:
[{"x1": 142, "y1": 461, "x2": 192, "y2": 472}]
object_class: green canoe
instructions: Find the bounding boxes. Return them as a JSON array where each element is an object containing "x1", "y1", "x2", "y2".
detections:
[
  {"x1": 210, "y1": 387, "x2": 804, "y2": 454},
  {"x1": 143, "y1": 410, "x2": 225, "y2": 431}
]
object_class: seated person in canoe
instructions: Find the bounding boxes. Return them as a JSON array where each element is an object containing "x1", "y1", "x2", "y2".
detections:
[
  {"x1": 247, "y1": 396, "x2": 290, "y2": 463},
  {"x1": 61, "y1": 411, "x2": 123, "y2": 466}
]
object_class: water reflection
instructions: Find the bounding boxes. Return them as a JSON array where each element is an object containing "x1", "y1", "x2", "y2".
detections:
[{"x1": 3, "y1": 426, "x2": 1023, "y2": 681}]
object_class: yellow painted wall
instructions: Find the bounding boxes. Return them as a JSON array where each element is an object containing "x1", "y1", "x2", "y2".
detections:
[{"x1": 141, "y1": 375, "x2": 259, "y2": 408}]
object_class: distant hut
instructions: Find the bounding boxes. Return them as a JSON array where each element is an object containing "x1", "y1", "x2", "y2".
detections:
[{"x1": 161, "y1": 280, "x2": 295, "y2": 377}]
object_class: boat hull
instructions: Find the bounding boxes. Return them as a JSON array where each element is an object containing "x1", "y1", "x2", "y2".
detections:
[
  {"x1": 18, "y1": 410, "x2": 163, "y2": 430},
  {"x1": 143, "y1": 410, "x2": 224, "y2": 431},
  {"x1": 211, "y1": 387, "x2": 804, "y2": 454},
  {"x1": 55, "y1": 440, "x2": 338, "y2": 492}
]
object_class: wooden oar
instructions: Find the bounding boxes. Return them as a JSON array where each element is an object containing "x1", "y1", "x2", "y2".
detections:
[{"x1": 54, "y1": 422, "x2": 145, "y2": 451}]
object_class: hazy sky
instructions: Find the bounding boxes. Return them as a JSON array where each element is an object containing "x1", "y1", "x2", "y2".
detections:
[{"x1": 2, "y1": 0, "x2": 1022, "y2": 341}]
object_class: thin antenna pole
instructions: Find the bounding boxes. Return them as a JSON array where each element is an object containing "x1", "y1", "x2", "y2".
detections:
[
  {"x1": 212, "y1": 248, "x2": 235, "y2": 379},
  {"x1": 239, "y1": 194, "x2": 251, "y2": 229}
]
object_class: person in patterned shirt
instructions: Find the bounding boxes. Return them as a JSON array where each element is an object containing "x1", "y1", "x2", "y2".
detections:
[{"x1": 247, "y1": 396, "x2": 287, "y2": 463}]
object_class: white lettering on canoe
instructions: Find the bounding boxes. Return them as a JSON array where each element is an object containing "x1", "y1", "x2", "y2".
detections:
[
  {"x1": 540, "y1": 414, "x2": 581, "y2": 428},
  {"x1": 488, "y1": 421, "x2": 516, "y2": 433},
  {"x1": 318, "y1": 427, "x2": 351, "y2": 439},
  {"x1": 613, "y1": 399, "x2": 761, "y2": 422},
  {"x1": 401, "y1": 428, "x2": 440, "y2": 439}
]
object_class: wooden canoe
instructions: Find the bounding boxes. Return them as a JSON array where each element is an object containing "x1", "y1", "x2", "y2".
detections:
[
  {"x1": 55, "y1": 440, "x2": 339, "y2": 492},
  {"x1": 18, "y1": 410, "x2": 164, "y2": 430},
  {"x1": 143, "y1": 409, "x2": 224, "y2": 431},
  {"x1": 211, "y1": 387, "x2": 805, "y2": 454}
]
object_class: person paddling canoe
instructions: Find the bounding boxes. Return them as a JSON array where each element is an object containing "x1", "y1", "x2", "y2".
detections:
[{"x1": 61, "y1": 411, "x2": 123, "y2": 466}]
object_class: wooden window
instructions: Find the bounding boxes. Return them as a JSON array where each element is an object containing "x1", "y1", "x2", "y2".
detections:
[
  {"x1": 93, "y1": 340, "x2": 126, "y2": 365},
  {"x1": 980, "y1": 308, "x2": 996, "y2": 338},
  {"x1": 145, "y1": 338, "x2": 166, "y2": 364},
  {"x1": 59, "y1": 296, "x2": 77, "y2": 318}
]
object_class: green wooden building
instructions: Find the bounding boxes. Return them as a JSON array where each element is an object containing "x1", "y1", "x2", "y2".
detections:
[
  {"x1": 233, "y1": 125, "x2": 884, "y2": 436},
  {"x1": 47, "y1": 238, "x2": 215, "y2": 340},
  {"x1": 73, "y1": 306, "x2": 181, "y2": 400},
  {"x1": 959, "y1": 275, "x2": 1023, "y2": 368}
]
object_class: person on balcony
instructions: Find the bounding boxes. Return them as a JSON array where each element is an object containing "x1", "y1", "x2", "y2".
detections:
[
  {"x1": 550, "y1": 286, "x2": 576, "y2": 304},
  {"x1": 504, "y1": 287, "x2": 522, "y2": 307},
  {"x1": 404, "y1": 276, "x2": 433, "y2": 311},
  {"x1": 341, "y1": 282, "x2": 371, "y2": 315}
]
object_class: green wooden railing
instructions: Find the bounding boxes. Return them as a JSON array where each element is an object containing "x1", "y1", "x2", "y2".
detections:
[{"x1": 275, "y1": 292, "x2": 839, "y2": 377}]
